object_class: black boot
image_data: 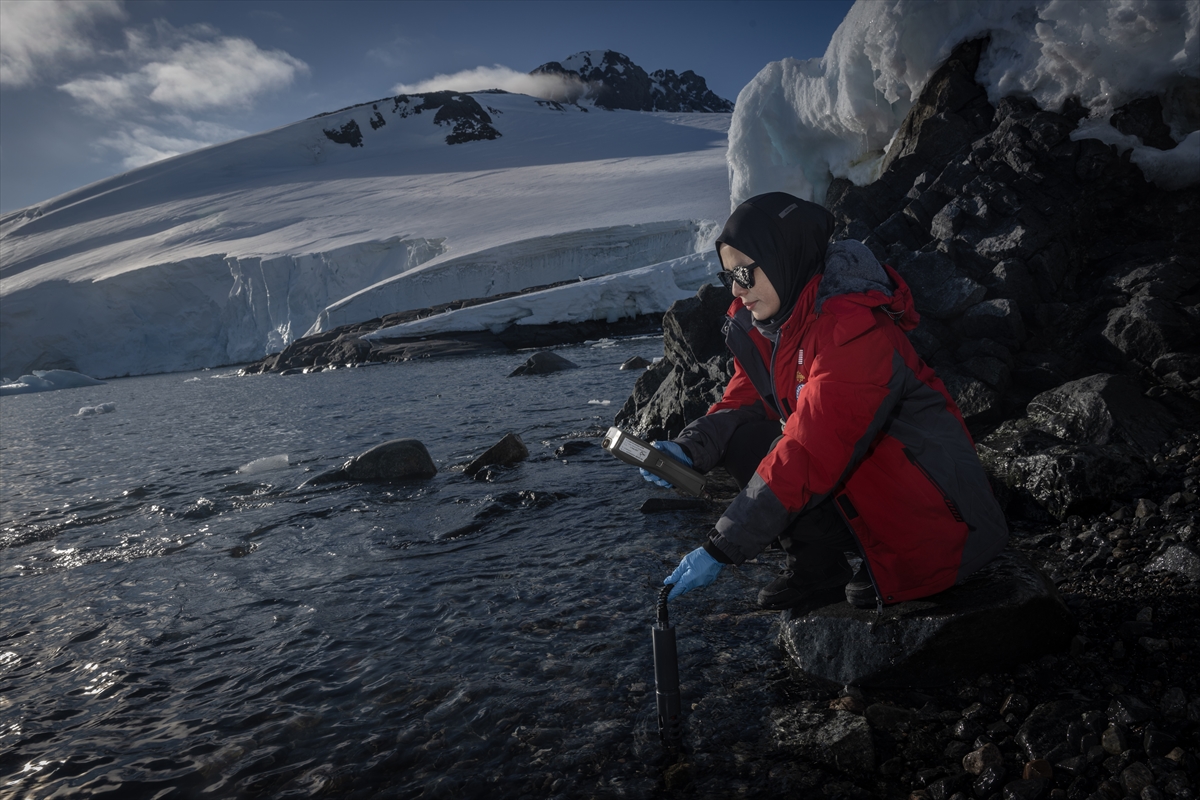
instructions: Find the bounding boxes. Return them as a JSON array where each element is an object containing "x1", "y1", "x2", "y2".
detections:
[
  {"x1": 757, "y1": 563, "x2": 854, "y2": 610},
  {"x1": 844, "y1": 570, "x2": 880, "y2": 609}
]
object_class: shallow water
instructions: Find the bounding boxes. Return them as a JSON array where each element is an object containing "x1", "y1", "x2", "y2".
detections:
[{"x1": 0, "y1": 338, "x2": 793, "y2": 799}]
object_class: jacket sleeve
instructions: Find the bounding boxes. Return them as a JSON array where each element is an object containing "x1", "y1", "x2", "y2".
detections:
[
  {"x1": 674, "y1": 357, "x2": 773, "y2": 473},
  {"x1": 708, "y1": 308, "x2": 906, "y2": 564}
]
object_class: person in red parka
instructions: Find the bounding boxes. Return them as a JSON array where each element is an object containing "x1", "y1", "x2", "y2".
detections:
[{"x1": 652, "y1": 192, "x2": 1009, "y2": 610}]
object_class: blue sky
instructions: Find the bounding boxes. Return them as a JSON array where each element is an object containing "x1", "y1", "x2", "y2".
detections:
[{"x1": 0, "y1": 0, "x2": 853, "y2": 213}]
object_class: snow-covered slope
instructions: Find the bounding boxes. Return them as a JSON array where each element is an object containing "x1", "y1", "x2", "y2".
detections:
[
  {"x1": 0, "y1": 91, "x2": 729, "y2": 379},
  {"x1": 728, "y1": 0, "x2": 1200, "y2": 207}
]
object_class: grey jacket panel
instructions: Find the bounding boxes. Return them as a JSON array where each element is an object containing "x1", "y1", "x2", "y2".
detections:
[
  {"x1": 882, "y1": 367, "x2": 1010, "y2": 582},
  {"x1": 674, "y1": 402, "x2": 771, "y2": 474},
  {"x1": 710, "y1": 473, "x2": 794, "y2": 564}
]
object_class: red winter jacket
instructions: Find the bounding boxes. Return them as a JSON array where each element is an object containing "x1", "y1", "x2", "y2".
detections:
[{"x1": 676, "y1": 257, "x2": 1008, "y2": 605}]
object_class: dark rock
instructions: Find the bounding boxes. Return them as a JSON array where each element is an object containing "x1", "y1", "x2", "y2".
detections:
[
  {"x1": 1145, "y1": 545, "x2": 1200, "y2": 582},
  {"x1": 1111, "y1": 97, "x2": 1177, "y2": 151},
  {"x1": 553, "y1": 440, "x2": 594, "y2": 457},
  {"x1": 508, "y1": 351, "x2": 578, "y2": 376},
  {"x1": 777, "y1": 550, "x2": 1076, "y2": 687},
  {"x1": 531, "y1": 50, "x2": 733, "y2": 112},
  {"x1": 619, "y1": 356, "x2": 652, "y2": 370},
  {"x1": 1026, "y1": 374, "x2": 1175, "y2": 455},
  {"x1": 978, "y1": 418, "x2": 1154, "y2": 520},
  {"x1": 1103, "y1": 296, "x2": 1197, "y2": 371},
  {"x1": 865, "y1": 703, "x2": 918, "y2": 731},
  {"x1": 342, "y1": 439, "x2": 437, "y2": 482},
  {"x1": 1102, "y1": 724, "x2": 1130, "y2": 755},
  {"x1": 662, "y1": 761, "x2": 693, "y2": 790},
  {"x1": 1143, "y1": 730, "x2": 1177, "y2": 758},
  {"x1": 893, "y1": 250, "x2": 987, "y2": 319},
  {"x1": 1000, "y1": 693, "x2": 1031, "y2": 719},
  {"x1": 964, "y1": 742, "x2": 1004, "y2": 775},
  {"x1": 323, "y1": 119, "x2": 363, "y2": 147},
  {"x1": 1108, "y1": 695, "x2": 1155, "y2": 726},
  {"x1": 954, "y1": 718, "x2": 987, "y2": 742},
  {"x1": 771, "y1": 707, "x2": 875, "y2": 773},
  {"x1": 940, "y1": 370, "x2": 1002, "y2": 422},
  {"x1": 662, "y1": 282, "x2": 733, "y2": 368},
  {"x1": 959, "y1": 299, "x2": 1026, "y2": 346},
  {"x1": 974, "y1": 765, "x2": 1006, "y2": 797},
  {"x1": 1023, "y1": 759, "x2": 1053, "y2": 780},
  {"x1": 1159, "y1": 687, "x2": 1188, "y2": 719},
  {"x1": 464, "y1": 433, "x2": 529, "y2": 476},
  {"x1": 638, "y1": 497, "x2": 705, "y2": 513},
  {"x1": 615, "y1": 284, "x2": 734, "y2": 440},
  {"x1": 1017, "y1": 701, "x2": 1083, "y2": 760},
  {"x1": 1003, "y1": 778, "x2": 1049, "y2": 800},
  {"x1": 1120, "y1": 761, "x2": 1157, "y2": 796}
]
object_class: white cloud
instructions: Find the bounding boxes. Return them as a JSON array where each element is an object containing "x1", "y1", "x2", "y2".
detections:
[
  {"x1": 59, "y1": 33, "x2": 309, "y2": 113},
  {"x1": 97, "y1": 122, "x2": 247, "y2": 171},
  {"x1": 393, "y1": 65, "x2": 586, "y2": 102},
  {"x1": 0, "y1": 0, "x2": 124, "y2": 87}
]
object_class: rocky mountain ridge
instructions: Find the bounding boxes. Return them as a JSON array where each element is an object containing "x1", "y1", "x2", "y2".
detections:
[{"x1": 532, "y1": 50, "x2": 734, "y2": 112}]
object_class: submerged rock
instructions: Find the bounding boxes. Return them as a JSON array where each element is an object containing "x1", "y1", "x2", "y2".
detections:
[
  {"x1": 465, "y1": 433, "x2": 529, "y2": 476},
  {"x1": 508, "y1": 351, "x2": 578, "y2": 376},
  {"x1": 620, "y1": 355, "x2": 652, "y2": 370},
  {"x1": 342, "y1": 439, "x2": 438, "y2": 482},
  {"x1": 778, "y1": 550, "x2": 1076, "y2": 687}
]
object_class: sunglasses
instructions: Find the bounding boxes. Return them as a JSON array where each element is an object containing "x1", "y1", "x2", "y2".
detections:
[{"x1": 716, "y1": 263, "x2": 757, "y2": 290}]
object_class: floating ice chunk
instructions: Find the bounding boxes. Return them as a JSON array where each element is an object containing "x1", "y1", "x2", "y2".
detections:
[
  {"x1": 237, "y1": 454, "x2": 290, "y2": 475},
  {"x1": 0, "y1": 369, "x2": 107, "y2": 396},
  {"x1": 76, "y1": 403, "x2": 117, "y2": 417}
]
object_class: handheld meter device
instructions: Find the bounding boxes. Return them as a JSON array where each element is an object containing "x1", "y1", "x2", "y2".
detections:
[{"x1": 602, "y1": 426, "x2": 706, "y2": 496}]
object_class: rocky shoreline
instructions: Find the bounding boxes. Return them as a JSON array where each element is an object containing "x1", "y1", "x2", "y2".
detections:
[{"x1": 607, "y1": 37, "x2": 1198, "y2": 800}]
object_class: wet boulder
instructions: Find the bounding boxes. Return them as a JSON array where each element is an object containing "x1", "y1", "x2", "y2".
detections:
[
  {"x1": 342, "y1": 439, "x2": 438, "y2": 482},
  {"x1": 777, "y1": 550, "x2": 1076, "y2": 687},
  {"x1": 979, "y1": 432, "x2": 1151, "y2": 520},
  {"x1": 464, "y1": 433, "x2": 529, "y2": 476},
  {"x1": 978, "y1": 375, "x2": 1176, "y2": 519},
  {"x1": 615, "y1": 284, "x2": 734, "y2": 440},
  {"x1": 1026, "y1": 373, "x2": 1175, "y2": 454},
  {"x1": 508, "y1": 351, "x2": 578, "y2": 376},
  {"x1": 1103, "y1": 296, "x2": 1198, "y2": 372}
]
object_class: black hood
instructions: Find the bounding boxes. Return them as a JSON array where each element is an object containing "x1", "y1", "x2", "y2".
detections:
[{"x1": 715, "y1": 193, "x2": 835, "y2": 326}]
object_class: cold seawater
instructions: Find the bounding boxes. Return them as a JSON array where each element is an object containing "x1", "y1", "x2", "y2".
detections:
[{"x1": 0, "y1": 338, "x2": 795, "y2": 799}]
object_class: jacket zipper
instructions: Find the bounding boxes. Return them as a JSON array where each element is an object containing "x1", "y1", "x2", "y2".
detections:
[
  {"x1": 901, "y1": 447, "x2": 975, "y2": 530},
  {"x1": 831, "y1": 494, "x2": 887, "y2": 629}
]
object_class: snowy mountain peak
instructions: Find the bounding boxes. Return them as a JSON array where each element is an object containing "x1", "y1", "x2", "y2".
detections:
[{"x1": 532, "y1": 50, "x2": 733, "y2": 113}]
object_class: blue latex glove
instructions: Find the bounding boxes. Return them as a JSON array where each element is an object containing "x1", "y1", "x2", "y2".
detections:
[
  {"x1": 639, "y1": 440, "x2": 692, "y2": 488},
  {"x1": 664, "y1": 546, "x2": 723, "y2": 600}
]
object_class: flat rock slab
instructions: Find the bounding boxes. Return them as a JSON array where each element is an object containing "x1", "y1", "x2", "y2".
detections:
[{"x1": 778, "y1": 550, "x2": 1076, "y2": 687}]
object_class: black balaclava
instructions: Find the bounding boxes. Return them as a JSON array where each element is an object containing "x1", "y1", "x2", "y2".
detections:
[{"x1": 715, "y1": 192, "x2": 835, "y2": 328}]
